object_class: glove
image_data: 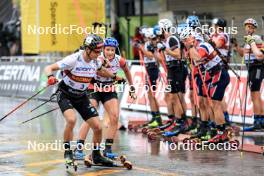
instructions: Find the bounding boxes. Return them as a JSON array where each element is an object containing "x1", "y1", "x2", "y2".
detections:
[
  {"x1": 133, "y1": 41, "x2": 141, "y2": 48},
  {"x1": 244, "y1": 35, "x2": 255, "y2": 45},
  {"x1": 47, "y1": 75, "x2": 58, "y2": 85},
  {"x1": 147, "y1": 44, "x2": 155, "y2": 53},
  {"x1": 230, "y1": 37, "x2": 238, "y2": 47},
  {"x1": 129, "y1": 85, "x2": 137, "y2": 99},
  {"x1": 116, "y1": 78, "x2": 126, "y2": 84},
  {"x1": 157, "y1": 43, "x2": 166, "y2": 51}
]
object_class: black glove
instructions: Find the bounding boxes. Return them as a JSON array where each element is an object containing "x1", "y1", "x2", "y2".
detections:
[
  {"x1": 147, "y1": 44, "x2": 155, "y2": 53},
  {"x1": 116, "y1": 78, "x2": 126, "y2": 84},
  {"x1": 230, "y1": 37, "x2": 238, "y2": 47},
  {"x1": 129, "y1": 85, "x2": 137, "y2": 99},
  {"x1": 157, "y1": 43, "x2": 166, "y2": 51}
]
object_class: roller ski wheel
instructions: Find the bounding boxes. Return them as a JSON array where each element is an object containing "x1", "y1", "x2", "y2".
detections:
[
  {"x1": 148, "y1": 132, "x2": 158, "y2": 141},
  {"x1": 170, "y1": 136, "x2": 181, "y2": 143},
  {"x1": 153, "y1": 128, "x2": 161, "y2": 133},
  {"x1": 229, "y1": 139, "x2": 240, "y2": 147},
  {"x1": 141, "y1": 127, "x2": 149, "y2": 134},
  {"x1": 128, "y1": 124, "x2": 133, "y2": 131},
  {"x1": 84, "y1": 156, "x2": 92, "y2": 168},
  {"x1": 123, "y1": 161, "x2": 133, "y2": 170},
  {"x1": 183, "y1": 138, "x2": 190, "y2": 143},
  {"x1": 119, "y1": 155, "x2": 127, "y2": 164},
  {"x1": 64, "y1": 150, "x2": 78, "y2": 171},
  {"x1": 133, "y1": 126, "x2": 139, "y2": 133},
  {"x1": 65, "y1": 160, "x2": 78, "y2": 171}
]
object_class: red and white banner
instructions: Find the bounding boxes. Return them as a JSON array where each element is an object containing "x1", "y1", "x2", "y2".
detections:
[{"x1": 120, "y1": 65, "x2": 264, "y2": 124}]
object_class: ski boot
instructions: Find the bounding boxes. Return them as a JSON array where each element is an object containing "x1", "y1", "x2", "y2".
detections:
[
  {"x1": 224, "y1": 115, "x2": 240, "y2": 135},
  {"x1": 73, "y1": 148, "x2": 85, "y2": 160},
  {"x1": 64, "y1": 149, "x2": 77, "y2": 171},
  {"x1": 182, "y1": 125, "x2": 213, "y2": 145},
  {"x1": 162, "y1": 120, "x2": 186, "y2": 141},
  {"x1": 243, "y1": 116, "x2": 264, "y2": 132},
  {"x1": 147, "y1": 119, "x2": 175, "y2": 141},
  {"x1": 129, "y1": 116, "x2": 157, "y2": 133},
  {"x1": 142, "y1": 117, "x2": 163, "y2": 134},
  {"x1": 148, "y1": 119, "x2": 175, "y2": 134},
  {"x1": 206, "y1": 129, "x2": 239, "y2": 147},
  {"x1": 92, "y1": 150, "x2": 114, "y2": 167},
  {"x1": 163, "y1": 117, "x2": 199, "y2": 142},
  {"x1": 103, "y1": 147, "x2": 118, "y2": 160},
  {"x1": 103, "y1": 149, "x2": 129, "y2": 165}
]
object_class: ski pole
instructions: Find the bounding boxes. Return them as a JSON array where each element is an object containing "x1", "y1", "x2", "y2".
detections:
[
  {"x1": 29, "y1": 93, "x2": 57, "y2": 113},
  {"x1": 21, "y1": 107, "x2": 59, "y2": 125},
  {"x1": 0, "y1": 85, "x2": 50, "y2": 122}
]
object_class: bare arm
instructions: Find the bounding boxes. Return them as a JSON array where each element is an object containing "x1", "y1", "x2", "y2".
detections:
[
  {"x1": 189, "y1": 47, "x2": 202, "y2": 63},
  {"x1": 44, "y1": 63, "x2": 60, "y2": 76},
  {"x1": 96, "y1": 67, "x2": 116, "y2": 78},
  {"x1": 165, "y1": 48, "x2": 181, "y2": 58},
  {"x1": 122, "y1": 64, "x2": 133, "y2": 85},
  {"x1": 250, "y1": 43, "x2": 264, "y2": 59},
  {"x1": 139, "y1": 45, "x2": 155, "y2": 58},
  {"x1": 233, "y1": 45, "x2": 244, "y2": 57}
]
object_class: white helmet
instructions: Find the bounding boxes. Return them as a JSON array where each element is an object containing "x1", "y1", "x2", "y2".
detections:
[
  {"x1": 158, "y1": 19, "x2": 173, "y2": 30},
  {"x1": 144, "y1": 28, "x2": 156, "y2": 38},
  {"x1": 244, "y1": 18, "x2": 258, "y2": 28},
  {"x1": 180, "y1": 27, "x2": 195, "y2": 40}
]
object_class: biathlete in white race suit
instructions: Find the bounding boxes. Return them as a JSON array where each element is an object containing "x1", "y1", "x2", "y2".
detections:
[
  {"x1": 180, "y1": 27, "x2": 232, "y2": 143},
  {"x1": 74, "y1": 37, "x2": 136, "y2": 160},
  {"x1": 233, "y1": 18, "x2": 264, "y2": 130},
  {"x1": 137, "y1": 27, "x2": 163, "y2": 128},
  {"x1": 44, "y1": 34, "x2": 124, "y2": 166}
]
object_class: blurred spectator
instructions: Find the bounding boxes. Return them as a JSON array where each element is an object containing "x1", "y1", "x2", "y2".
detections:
[
  {"x1": 112, "y1": 23, "x2": 124, "y2": 55},
  {"x1": 0, "y1": 22, "x2": 10, "y2": 56},
  {"x1": 132, "y1": 27, "x2": 144, "y2": 60},
  {"x1": 0, "y1": 1, "x2": 21, "y2": 57}
]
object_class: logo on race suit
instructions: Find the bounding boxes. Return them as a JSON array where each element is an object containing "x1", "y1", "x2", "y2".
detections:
[
  {"x1": 75, "y1": 67, "x2": 96, "y2": 72},
  {"x1": 90, "y1": 107, "x2": 96, "y2": 112}
]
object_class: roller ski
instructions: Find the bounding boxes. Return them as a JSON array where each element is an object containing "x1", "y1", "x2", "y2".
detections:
[
  {"x1": 128, "y1": 116, "x2": 157, "y2": 133},
  {"x1": 147, "y1": 119, "x2": 174, "y2": 136},
  {"x1": 147, "y1": 119, "x2": 179, "y2": 141},
  {"x1": 204, "y1": 129, "x2": 240, "y2": 147},
  {"x1": 103, "y1": 141, "x2": 131, "y2": 164},
  {"x1": 224, "y1": 115, "x2": 241, "y2": 136},
  {"x1": 141, "y1": 116, "x2": 163, "y2": 135},
  {"x1": 162, "y1": 117, "x2": 199, "y2": 142},
  {"x1": 84, "y1": 150, "x2": 132, "y2": 170},
  {"x1": 64, "y1": 150, "x2": 78, "y2": 172},
  {"x1": 181, "y1": 125, "x2": 217, "y2": 147},
  {"x1": 104, "y1": 152, "x2": 130, "y2": 166}
]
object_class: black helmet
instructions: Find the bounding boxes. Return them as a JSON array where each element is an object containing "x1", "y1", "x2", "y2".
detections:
[
  {"x1": 212, "y1": 18, "x2": 227, "y2": 28},
  {"x1": 83, "y1": 34, "x2": 104, "y2": 50}
]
